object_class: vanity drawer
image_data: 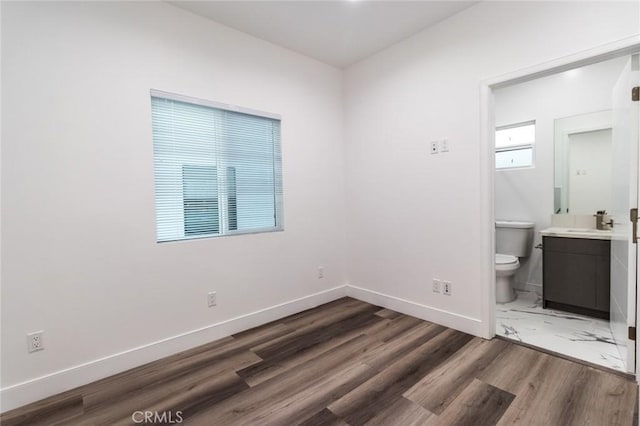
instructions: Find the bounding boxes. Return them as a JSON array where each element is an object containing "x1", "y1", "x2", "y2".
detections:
[{"x1": 543, "y1": 236, "x2": 609, "y2": 256}]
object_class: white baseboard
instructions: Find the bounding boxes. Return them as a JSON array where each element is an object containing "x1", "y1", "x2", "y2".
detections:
[
  {"x1": 346, "y1": 285, "x2": 484, "y2": 336},
  {"x1": 515, "y1": 282, "x2": 542, "y2": 295},
  {"x1": 1, "y1": 283, "x2": 487, "y2": 413},
  {"x1": 524, "y1": 283, "x2": 542, "y2": 295},
  {"x1": 0, "y1": 285, "x2": 348, "y2": 413}
]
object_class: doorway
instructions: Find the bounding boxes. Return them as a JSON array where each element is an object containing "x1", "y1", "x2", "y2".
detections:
[{"x1": 481, "y1": 44, "x2": 640, "y2": 376}]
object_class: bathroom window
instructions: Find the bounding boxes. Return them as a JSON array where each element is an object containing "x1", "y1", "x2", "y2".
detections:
[
  {"x1": 150, "y1": 90, "x2": 283, "y2": 243},
  {"x1": 495, "y1": 121, "x2": 535, "y2": 170}
]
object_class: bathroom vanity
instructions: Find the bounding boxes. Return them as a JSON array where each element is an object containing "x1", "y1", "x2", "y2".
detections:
[{"x1": 540, "y1": 228, "x2": 611, "y2": 319}]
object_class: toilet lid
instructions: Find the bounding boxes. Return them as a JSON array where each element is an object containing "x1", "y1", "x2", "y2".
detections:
[{"x1": 496, "y1": 254, "x2": 518, "y2": 265}]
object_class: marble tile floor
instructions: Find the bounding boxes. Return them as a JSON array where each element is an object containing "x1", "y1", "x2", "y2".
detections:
[{"x1": 496, "y1": 290, "x2": 626, "y2": 372}]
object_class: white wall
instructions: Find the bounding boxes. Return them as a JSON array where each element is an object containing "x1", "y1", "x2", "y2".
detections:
[
  {"x1": 344, "y1": 1, "x2": 638, "y2": 329},
  {"x1": 494, "y1": 57, "x2": 625, "y2": 292},
  {"x1": 1, "y1": 1, "x2": 345, "y2": 409}
]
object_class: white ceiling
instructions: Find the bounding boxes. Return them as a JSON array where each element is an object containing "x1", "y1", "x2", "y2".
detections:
[{"x1": 170, "y1": 1, "x2": 477, "y2": 68}]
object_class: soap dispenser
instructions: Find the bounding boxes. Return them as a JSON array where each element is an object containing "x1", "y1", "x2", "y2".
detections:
[{"x1": 594, "y1": 210, "x2": 613, "y2": 230}]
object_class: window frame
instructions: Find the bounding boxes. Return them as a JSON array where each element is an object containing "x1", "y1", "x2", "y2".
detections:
[
  {"x1": 495, "y1": 120, "x2": 536, "y2": 171},
  {"x1": 150, "y1": 89, "x2": 284, "y2": 243}
]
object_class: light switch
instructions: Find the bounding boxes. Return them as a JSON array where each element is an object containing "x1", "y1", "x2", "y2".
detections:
[{"x1": 440, "y1": 139, "x2": 449, "y2": 152}]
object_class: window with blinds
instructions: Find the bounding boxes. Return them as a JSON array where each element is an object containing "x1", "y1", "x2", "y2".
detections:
[{"x1": 150, "y1": 90, "x2": 283, "y2": 242}]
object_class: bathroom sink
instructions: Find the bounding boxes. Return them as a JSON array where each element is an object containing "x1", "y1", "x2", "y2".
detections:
[{"x1": 539, "y1": 227, "x2": 612, "y2": 240}]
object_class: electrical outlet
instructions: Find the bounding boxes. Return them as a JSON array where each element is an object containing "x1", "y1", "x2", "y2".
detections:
[
  {"x1": 317, "y1": 266, "x2": 324, "y2": 279},
  {"x1": 430, "y1": 141, "x2": 439, "y2": 154},
  {"x1": 443, "y1": 281, "x2": 452, "y2": 296},
  {"x1": 440, "y1": 139, "x2": 449, "y2": 152},
  {"x1": 432, "y1": 279, "x2": 441, "y2": 293},
  {"x1": 27, "y1": 331, "x2": 44, "y2": 353},
  {"x1": 207, "y1": 291, "x2": 217, "y2": 307}
]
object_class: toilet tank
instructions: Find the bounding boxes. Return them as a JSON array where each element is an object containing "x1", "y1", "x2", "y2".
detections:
[{"x1": 496, "y1": 220, "x2": 535, "y2": 257}]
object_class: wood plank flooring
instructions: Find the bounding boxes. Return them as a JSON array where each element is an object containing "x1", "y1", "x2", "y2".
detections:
[{"x1": 1, "y1": 297, "x2": 637, "y2": 425}]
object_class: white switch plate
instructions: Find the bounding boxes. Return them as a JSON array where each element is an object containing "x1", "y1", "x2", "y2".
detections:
[
  {"x1": 440, "y1": 139, "x2": 449, "y2": 152},
  {"x1": 443, "y1": 281, "x2": 452, "y2": 296},
  {"x1": 432, "y1": 279, "x2": 441, "y2": 293},
  {"x1": 430, "y1": 141, "x2": 439, "y2": 154},
  {"x1": 208, "y1": 291, "x2": 217, "y2": 307}
]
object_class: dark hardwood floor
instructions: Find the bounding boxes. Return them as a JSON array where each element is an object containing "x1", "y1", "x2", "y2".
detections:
[{"x1": 1, "y1": 297, "x2": 637, "y2": 425}]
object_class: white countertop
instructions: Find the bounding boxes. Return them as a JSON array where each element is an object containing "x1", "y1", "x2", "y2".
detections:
[{"x1": 540, "y1": 227, "x2": 612, "y2": 240}]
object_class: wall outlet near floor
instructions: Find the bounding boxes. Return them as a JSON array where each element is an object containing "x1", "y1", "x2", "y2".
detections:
[
  {"x1": 442, "y1": 281, "x2": 452, "y2": 296},
  {"x1": 432, "y1": 279, "x2": 441, "y2": 293},
  {"x1": 430, "y1": 141, "x2": 439, "y2": 154},
  {"x1": 318, "y1": 266, "x2": 324, "y2": 279},
  {"x1": 27, "y1": 331, "x2": 44, "y2": 353},
  {"x1": 207, "y1": 291, "x2": 217, "y2": 307}
]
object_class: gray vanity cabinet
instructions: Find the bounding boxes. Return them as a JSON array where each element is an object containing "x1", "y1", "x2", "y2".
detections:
[{"x1": 542, "y1": 236, "x2": 610, "y2": 319}]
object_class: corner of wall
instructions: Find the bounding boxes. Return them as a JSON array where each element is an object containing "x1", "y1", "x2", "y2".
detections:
[{"x1": 345, "y1": 284, "x2": 485, "y2": 337}]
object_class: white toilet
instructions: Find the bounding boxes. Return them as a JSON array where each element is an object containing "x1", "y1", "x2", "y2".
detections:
[{"x1": 495, "y1": 220, "x2": 535, "y2": 303}]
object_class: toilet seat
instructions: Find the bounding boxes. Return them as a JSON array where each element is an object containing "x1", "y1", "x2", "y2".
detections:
[
  {"x1": 495, "y1": 254, "x2": 519, "y2": 271},
  {"x1": 496, "y1": 254, "x2": 518, "y2": 265}
]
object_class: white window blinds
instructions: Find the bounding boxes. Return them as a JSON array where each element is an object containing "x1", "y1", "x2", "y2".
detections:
[{"x1": 150, "y1": 90, "x2": 283, "y2": 242}]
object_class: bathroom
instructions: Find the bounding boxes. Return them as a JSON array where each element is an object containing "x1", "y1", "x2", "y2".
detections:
[{"x1": 493, "y1": 54, "x2": 637, "y2": 373}]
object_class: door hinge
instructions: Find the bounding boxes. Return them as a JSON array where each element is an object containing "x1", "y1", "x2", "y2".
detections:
[
  {"x1": 633, "y1": 86, "x2": 640, "y2": 102},
  {"x1": 629, "y1": 326, "x2": 636, "y2": 341},
  {"x1": 631, "y1": 208, "x2": 638, "y2": 244}
]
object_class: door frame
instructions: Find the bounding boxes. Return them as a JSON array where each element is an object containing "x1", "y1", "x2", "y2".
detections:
[{"x1": 479, "y1": 35, "x2": 640, "y2": 379}]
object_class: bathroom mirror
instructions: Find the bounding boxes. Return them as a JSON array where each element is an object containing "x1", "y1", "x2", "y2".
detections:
[{"x1": 554, "y1": 110, "x2": 612, "y2": 214}]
